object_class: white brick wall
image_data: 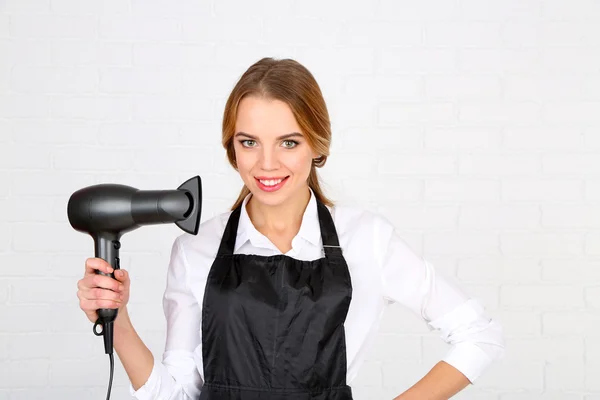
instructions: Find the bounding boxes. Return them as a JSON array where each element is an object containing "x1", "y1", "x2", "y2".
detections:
[{"x1": 0, "y1": 0, "x2": 599, "y2": 398}]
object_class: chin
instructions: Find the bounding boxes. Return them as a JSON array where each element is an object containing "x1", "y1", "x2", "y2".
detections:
[{"x1": 247, "y1": 177, "x2": 301, "y2": 207}]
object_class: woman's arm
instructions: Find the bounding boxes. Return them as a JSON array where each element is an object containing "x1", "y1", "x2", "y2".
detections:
[
  {"x1": 374, "y1": 215, "x2": 505, "y2": 396},
  {"x1": 393, "y1": 361, "x2": 470, "y2": 400},
  {"x1": 114, "y1": 306, "x2": 155, "y2": 390},
  {"x1": 124, "y1": 236, "x2": 204, "y2": 400}
]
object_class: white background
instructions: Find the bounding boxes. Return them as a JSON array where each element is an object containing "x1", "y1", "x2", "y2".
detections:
[{"x1": 1, "y1": 0, "x2": 600, "y2": 398}]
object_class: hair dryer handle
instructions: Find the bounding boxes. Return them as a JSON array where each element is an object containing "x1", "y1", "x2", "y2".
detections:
[{"x1": 92, "y1": 233, "x2": 121, "y2": 354}]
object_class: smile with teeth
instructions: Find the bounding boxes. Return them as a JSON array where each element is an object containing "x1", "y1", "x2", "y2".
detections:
[{"x1": 258, "y1": 178, "x2": 285, "y2": 186}]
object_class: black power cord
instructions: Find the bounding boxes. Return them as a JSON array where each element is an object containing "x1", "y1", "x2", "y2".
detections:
[{"x1": 94, "y1": 319, "x2": 115, "y2": 400}]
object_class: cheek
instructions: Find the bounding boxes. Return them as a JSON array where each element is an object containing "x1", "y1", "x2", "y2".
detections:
[{"x1": 284, "y1": 152, "x2": 313, "y2": 175}]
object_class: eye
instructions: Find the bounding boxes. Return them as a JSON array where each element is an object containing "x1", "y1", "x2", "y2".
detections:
[
  {"x1": 282, "y1": 140, "x2": 299, "y2": 148},
  {"x1": 239, "y1": 139, "x2": 256, "y2": 148}
]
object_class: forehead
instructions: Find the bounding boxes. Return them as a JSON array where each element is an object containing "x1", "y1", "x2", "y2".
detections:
[{"x1": 235, "y1": 96, "x2": 301, "y2": 136}]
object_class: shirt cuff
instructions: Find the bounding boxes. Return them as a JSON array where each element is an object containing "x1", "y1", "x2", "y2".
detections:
[
  {"x1": 442, "y1": 341, "x2": 494, "y2": 383},
  {"x1": 128, "y1": 358, "x2": 171, "y2": 400}
]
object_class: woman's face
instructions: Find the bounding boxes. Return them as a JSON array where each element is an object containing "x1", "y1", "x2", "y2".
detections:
[{"x1": 233, "y1": 96, "x2": 318, "y2": 208}]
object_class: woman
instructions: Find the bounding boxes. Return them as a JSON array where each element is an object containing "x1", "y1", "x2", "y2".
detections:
[{"x1": 78, "y1": 57, "x2": 505, "y2": 399}]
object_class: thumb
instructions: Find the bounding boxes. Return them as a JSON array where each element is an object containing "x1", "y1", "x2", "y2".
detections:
[{"x1": 115, "y1": 269, "x2": 129, "y2": 282}]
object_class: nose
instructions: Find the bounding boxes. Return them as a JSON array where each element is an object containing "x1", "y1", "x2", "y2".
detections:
[{"x1": 259, "y1": 147, "x2": 278, "y2": 170}]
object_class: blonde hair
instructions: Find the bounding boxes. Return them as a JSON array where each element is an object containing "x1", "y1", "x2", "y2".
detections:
[{"x1": 221, "y1": 57, "x2": 334, "y2": 210}]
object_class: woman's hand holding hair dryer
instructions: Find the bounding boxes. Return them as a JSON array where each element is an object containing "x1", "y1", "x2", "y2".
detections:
[{"x1": 77, "y1": 257, "x2": 130, "y2": 324}]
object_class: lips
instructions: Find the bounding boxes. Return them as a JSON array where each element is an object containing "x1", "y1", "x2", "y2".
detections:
[{"x1": 255, "y1": 176, "x2": 289, "y2": 192}]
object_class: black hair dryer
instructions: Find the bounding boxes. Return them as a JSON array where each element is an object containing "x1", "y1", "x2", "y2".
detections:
[{"x1": 66, "y1": 176, "x2": 202, "y2": 398}]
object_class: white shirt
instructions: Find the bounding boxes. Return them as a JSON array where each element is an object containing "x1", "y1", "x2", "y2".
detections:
[{"x1": 130, "y1": 189, "x2": 505, "y2": 399}]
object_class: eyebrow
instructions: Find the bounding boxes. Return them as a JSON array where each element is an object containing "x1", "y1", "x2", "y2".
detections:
[{"x1": 234, "y1": 132, "x2": 304, "y2": 140}]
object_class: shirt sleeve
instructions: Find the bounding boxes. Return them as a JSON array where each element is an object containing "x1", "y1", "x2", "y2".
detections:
[
  {"x1": 129, "y1": 236, "x2": 204, "y2": 399},
  {"x1": 376, "y1": 217, "x2": 505, "y2": 383}
]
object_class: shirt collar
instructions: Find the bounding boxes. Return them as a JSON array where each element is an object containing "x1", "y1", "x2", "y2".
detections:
[{"x1": 235, "y1": 187, "x2": 321, "y2": 252}]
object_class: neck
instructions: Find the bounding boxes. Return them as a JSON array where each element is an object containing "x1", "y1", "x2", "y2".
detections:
[{"x1": 246, "y1": 186, "x2": 311, "y2": 233}]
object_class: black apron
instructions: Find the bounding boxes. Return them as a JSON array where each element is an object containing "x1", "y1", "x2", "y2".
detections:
[{"x1": 198, "y1": 199, "x2": 354, "y2": 400}]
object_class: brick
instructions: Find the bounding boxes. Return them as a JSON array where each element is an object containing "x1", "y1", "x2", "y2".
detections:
[
  {"x1": 424, "y1": 22, "x2": 503, "y2": 47},
  {"x1": 586, "y1": 180, "x2": 600, "y2": 201},
  {"x1": 494, "y1": 310, "x2": 541, "y2": 337},
  {"x1": 3, "y1": 0, "x2": 50, "y2": 13},
  {"x1": 133, "y1": 43, "x2": 214, "y2": 67},
  {"x1": 506, "y1": 336, "x2": 583, "y2": 363},
  {"x1": 131, "y1": 0, "x2": 210, "y2": 16},
  {"x1": 99, "y1": 16, "x2": 181, "y2": 41},
  {"x1": 461, "y1": 0, "x2": 542, "y2": 20},
  {"x1": 0, "y1": 15, "x2": 8, "y2": 37},
  {"x1": 424, "y1": 126, "x2": 501, "y2": 150},
  {"x1": 376, "y1": 0, "x2": 460, "y2": 21},
  {"x1": 0, "y1": 360, "x2": 49, "y2": 388},
  {"x1": 542, "y1": 259, "x2": 600, "y2": 283},
  {"x1": 585, "y1": 287, "x2": 600, "y2": 308},
  {"x1": 52, "y1": 147, "x2": 135, "y2": 171},
  {"x1": 542, "y1": 0, "x2": 600, "y2": 19},
  {"x1": 424, "y1": 232, "x2": 499, "y2": 255},
  {"x1": 546, "y1": 362, "x2": 585, "y2": 391},
  {"x1": 503, "y1": 127, "x2": 582, "y2": 150},
  {"x1": 50, "y1": 0, "x2": 130, "y2": 14},
  {"x1": 459, "y1": 205, "x2": 540, "y2": 229},
  {"x1": 379, "y1": 154, "x2": 456, "y2": 175},
  {"x1": 10, "y1": 171, "x2": 95, "y2": 196},
  {"x1": 262, "y1": 18, "x2": 344, "y2": 47},
  {"x1": 459, "y1": 154, "x2": 540, "y2": 176},
  {"x1": 379, "y1": 103, "x2": 457, "y2": 125},
  {"x1": 504, "y1": 75, "x2": 583, "y2": 100},
  {"x1": 0, "y1": 305, "x2": 52, "y2": 333},
  {"x1": 132, "y1": 95, "x2": 213, "y2": 121},
  {"x1": 0, "y1": 95, "x2": 50, "y2": 118},
  {"x1": 460, "y1": 49, "x2": 540, "y2": 73},
  {"x1": 12, "y1": 120, "x2": 99, "y2": 144},
  {"x1": 338, "y1": 127, "x2": 422, "y2": 152},
  {"x1": 541, "y1": 49, "x2": 600, "y2": 73},
  {"x1": 0, "y1": 39, "x2": 53, "y2": 65},
  {"x1": 425, "y1": 74, "x2": 502, "y2": 100},
  {"x1": 543, "y1": 311, "x2": 600, "y2": 335},
  {"x1": 377, "y1": 48, "x2": 457, "y2": 74},
  {"x1": 0, "y1": 224, "x2": 10, "y2": 252},
  {"x1": 501, "y1": 233, "x2": 583, "y2": 256},
  {"x1": 0, "y1": 143, "x2": 51, "y2": 169},
  {"x1": 338, "y1": 21, "x2": 422, "y2": 47},
  {"x1": 457, "y1": 257, "x2": 542, "y2": 282},
  {"x1": 50, "y1": 96, "x2": 131, "y2": 120},
  {"x1": 377, "y1": 205, "x2": 458, "y2": 229},
  {"x1": 53, "y1": 41, "x2": 132, "y2": 66},
  {"x1": 9, "y1": 277, "x2": 76, "y2": 304},
  {"x1": 502, "y1": 179, "x2": 582, "y2": 202},
  {"x1": 425, "y1": 179, "x2": 500, "y2": 202},
  {"x1": 342, "y1": 178, "x2": 422, "y2": 203},
  {"x1": 99, "y1": 67, "x2": 182, "y2": 94},
  {"x1": 585, "y1": 233, "x2": 600, "y2": 255},
  {"x1": 542, "y1": 206, "x2": 600, "y2": 228},
  {"x1": 475, "y1": 360, "x2": 543, "y2": 391},
  {"x1": 10, "y1": 15, "x2": 96, "y2": 38},
  {"x1": 346, "y1": 75, "x2": 423, "y2": 102},
  {"x1": 458, "y1": 102, "x2": 541, "y2": 124},
  {"x1": 543, "y1": 154, "x2": 600, "y2": 174},
  {"x1": 501, "y1": 285, "x2": 584, "y2": 307}
]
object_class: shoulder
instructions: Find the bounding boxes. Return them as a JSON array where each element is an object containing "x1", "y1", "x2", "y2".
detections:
[
  {"x1": 173, "y1": 209, "x2": 233, "y2": 263},
  {"x1": 329, "y1": 203, "x2": 396, "y2": 243}
]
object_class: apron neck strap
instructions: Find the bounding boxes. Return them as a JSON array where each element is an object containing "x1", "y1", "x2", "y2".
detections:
[{"x1": 217, "y1": 196, "x2": 342, "y2": 258}]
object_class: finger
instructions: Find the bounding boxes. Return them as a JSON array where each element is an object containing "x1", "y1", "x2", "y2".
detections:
[
  {"x1": 85, "y1": 258, "x2": 114, "y2": 276},
  {"x1": 78, "y1": 287, "x2": 122, "y2": 302},
  {"x1": 114, "y1": 269, "x2": 128, "y2": 283},
  {"x1": 79, "y1": 297, "x2": 121, "y2": 311},
  {"x1": 88, "y1": 274, "x2": 123, "y2": 292}
]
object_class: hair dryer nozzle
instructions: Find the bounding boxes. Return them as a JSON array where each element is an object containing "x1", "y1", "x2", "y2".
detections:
[{"x1": 175, "y1": 175, "x2": 202, "y2": 235}]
